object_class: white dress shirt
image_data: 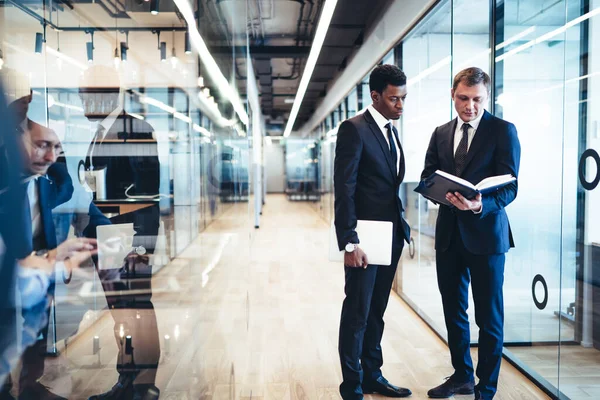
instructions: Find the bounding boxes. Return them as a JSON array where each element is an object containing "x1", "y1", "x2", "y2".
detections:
[
  {"x1": 367, "y1": 105, "x2": 400, "y2": 175},
  {"x1": 88, "y1": 105, "x2": 123, "y2": 170},
  {"x1": 453, "y1": 111, "x2": 484, "y2": 155},
  {"x1": 98, "y1": 105, "x2": 123, "y2": 140},
  {"x1": 27, "y1": 177, "x2": 42, "y2": 240}
]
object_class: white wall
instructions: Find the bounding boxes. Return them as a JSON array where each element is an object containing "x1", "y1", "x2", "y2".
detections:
[{"x1": 265, "y1": 143, "x2": 285, "y2": 193}]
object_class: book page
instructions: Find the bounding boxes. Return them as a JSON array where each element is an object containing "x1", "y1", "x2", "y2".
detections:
[
  {"x1": 435, "y1": 170, "x2": 476, "y2": 190},
  {"x1": 476, "y1": 174, "x2": 515, "y2": 190}
]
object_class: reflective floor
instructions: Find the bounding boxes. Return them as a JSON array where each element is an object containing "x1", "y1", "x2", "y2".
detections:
[{"x1": 20, "y1": 195, "x2": 548, "y2": 399}]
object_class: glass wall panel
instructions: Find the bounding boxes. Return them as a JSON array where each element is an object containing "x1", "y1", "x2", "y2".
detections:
[
  {"x1": 398, "y1": 0, "x2": 452, "y2": 330},
  {"x1": 285, "y1": 139, "x2": 319, "y2": 201},
  {"x1": 0, "y1": 0, "x2": 251, "y2": 398}
]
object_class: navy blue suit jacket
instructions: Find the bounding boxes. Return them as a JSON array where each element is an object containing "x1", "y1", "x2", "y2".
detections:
[
  {"x1": 26, "y1": 162, "x2": 110, "y2": 254},
  {"x1": 334, "y1": 110, "x2": 411, "y2": 252},
  {"x1": 26, "y1": 163, "x2": 74, "y2": 253},
  {"x1": 421, "y1": 110, "x2": 521, "y2": 255}
]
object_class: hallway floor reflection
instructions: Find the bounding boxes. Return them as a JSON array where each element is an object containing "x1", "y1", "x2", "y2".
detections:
[{"x1": 34, "y1": 195, "x2": 546, "y2": 399}]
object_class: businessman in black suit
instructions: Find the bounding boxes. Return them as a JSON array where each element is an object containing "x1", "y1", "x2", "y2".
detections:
[
  {"x1": 79, "y1": 66, "x2": 161, "y2": 400},
  {"x1": 422, "y1": 68, "x2": 521, "y2": 400},
  {"x1": 334, "y1": 64, "x2": 412, "y2": 400}
]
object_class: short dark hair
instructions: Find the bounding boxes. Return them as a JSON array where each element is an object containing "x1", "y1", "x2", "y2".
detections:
[
  {"x1": 453, "y1": 67, "x2": 491, "y2": 93},
  {"x1": 369, "y1": 64, "x2": 407, "y2": 94}
]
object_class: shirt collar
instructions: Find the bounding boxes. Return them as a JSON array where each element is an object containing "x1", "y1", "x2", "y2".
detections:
[
  {"x1": 98, "y1": 105, "x2": 123, "y2": 137},
  {"x1": 19, "y1": 119, "x2": 28, "y2": 132},
  {"x1": 457, "y1": 110, "x2": 485, "y2": 132},
  {"x1": 367, "y1": 104, "x2": 392, "y2": 131}
]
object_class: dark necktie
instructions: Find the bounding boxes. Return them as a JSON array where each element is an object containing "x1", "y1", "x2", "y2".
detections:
[
  {"x1": 454, "y1": 123, "x2": 471, "y2": 176},
  {"x1": 385, "y1": 123, "x2": 397, "y2": 175}
]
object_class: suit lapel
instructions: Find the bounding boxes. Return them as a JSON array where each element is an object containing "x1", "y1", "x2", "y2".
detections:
[
  {"x1": 392, "y1": 126, "x2": 405, "y2": 184},
  {"x1": 364, "y1": 110, "x2": 396, "y2": 181},
  {"x1": 22, "y1": 182, "x2": 34, "y2": 254},
  {"x1": 460, "y1": 110, "x2": 491, "y2": 176},
  {"x1": 445, "y1": 119, "x2": 458, "y2": 174},
  {"x1": 37, "y1": 178, "x2": 56, "y2": 249}
]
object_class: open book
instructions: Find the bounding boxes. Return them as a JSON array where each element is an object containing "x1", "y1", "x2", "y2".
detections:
[{"x1": 414, "y1": 170, "x2": 516, "y2": 207}]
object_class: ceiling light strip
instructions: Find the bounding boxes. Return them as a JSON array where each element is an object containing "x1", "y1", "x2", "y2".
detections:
[
  {"x1": 173, "y1": 0, "x2": 249, "y2": 126},
  {"x1": 496, "y1": 7, "x2": 600, "y2": 62},
  {"x1": 283, "y1": 0, "x2": 339, "y2": 137}
]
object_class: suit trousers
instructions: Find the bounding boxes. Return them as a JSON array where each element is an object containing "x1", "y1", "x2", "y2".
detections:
[
  {"x1": 436, "y1": 225, "x2": 505, "y2": 399},
  {"x1": 98, "y1": 263, "x2": 160, "y2": 387},
  {"x1": 338, "y1": 243, "x2": 403, "y2": 400}
]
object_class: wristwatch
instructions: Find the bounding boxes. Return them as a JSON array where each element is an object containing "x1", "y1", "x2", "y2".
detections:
[
  {"x1": 345, "y1": 243, "x2": 358, "y2": 253},
  {"x1": 34, "y1": 249, "x2": 49, "y2": 259}
]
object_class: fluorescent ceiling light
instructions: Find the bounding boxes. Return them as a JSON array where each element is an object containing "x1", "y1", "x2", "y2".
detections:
[
  {"x1": 283, "y1": 0, "x2": 339, "y2": 137},
  {"x1": 53, "y1": 101, "x2": 84, "y2": 112},
  {"x1": 174, "y1": 0, "x2": 248, "y2": 126},
  {"x1": 193, "y1": 123, "x2": 212, "y2": 137},
  {"x1": 46, "y1": 46, "x2": 89, "y2": 70},
  {"x1": 496, "y1": 26, "x2": 536, "y2": 50},
  {"x1": 129, "y1": 112, "x2": 145, "y2": 120},
  {"x1": 496, "y1": 7, "x2": 600, "y2": 62},
  {"x1": 141, "y1": 96, "x2": 176, "y2": 114},
  {"x1": 174, "y1": 112, "x2": 192, "y2": 123},
  {"x1": 407, "y1": 56, "x2": 451, "y2": 87},
  {"x1": 284, "y1": 98, "x2": 295, "y2": 104}
]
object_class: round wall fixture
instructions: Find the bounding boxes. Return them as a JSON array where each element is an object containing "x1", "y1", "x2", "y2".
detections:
[
  {"x1": 578, "y1": 149, "x2": 600, "y2": 191},
  {"x1": 532, "y1": 274, "x2": 548, "y2": 310}
]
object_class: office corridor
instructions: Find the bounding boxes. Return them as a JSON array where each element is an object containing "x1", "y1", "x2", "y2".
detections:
[{"x1": 38, "y1": 195, "x2": 548, "y2": 399}]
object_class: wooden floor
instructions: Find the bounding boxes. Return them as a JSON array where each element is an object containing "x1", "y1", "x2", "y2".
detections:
[
  {"x1": 39, "y1": 195, "x2": 548, "y2": 399},
  {"x1": 510, "y1": 345, "x2": 600, "y2": 400}
]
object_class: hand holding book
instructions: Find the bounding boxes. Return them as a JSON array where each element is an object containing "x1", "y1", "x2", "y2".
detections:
[{"x1": 414, "y1": 170, "x2": 516, "y2": 207}]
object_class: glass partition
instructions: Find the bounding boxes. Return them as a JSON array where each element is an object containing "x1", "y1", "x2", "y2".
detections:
[{"x1": 0, "y1": 0, "x2": 251, "y2": 398}]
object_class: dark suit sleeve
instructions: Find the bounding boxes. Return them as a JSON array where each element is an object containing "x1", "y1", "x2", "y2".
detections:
[
  {"x1": 47, "y1": 162, "x2": 74, "y2": 209},
  {"x1": 479, "y1": 122, "x2": 521, "y2": 218},
  {"x1": 82, "y1": 202, "x2": 111, "y2": 238},
  {"x1": 421, "y1": 127, "x2": 440, "y2": 181},
  {"x1": 334, "y1": 120, "x2": 362, "y2": 250}
]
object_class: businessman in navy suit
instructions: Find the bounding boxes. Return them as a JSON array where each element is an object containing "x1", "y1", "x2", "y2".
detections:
[
  {"x1": 334, "y1": 65, "x2": 412, "y2": 400},
  {"x1": 422, "y1": 68, "x2": 521, "y2": 400},
  {"x1": 8, "y1": 80, "x2": 105, "y2": 400}
]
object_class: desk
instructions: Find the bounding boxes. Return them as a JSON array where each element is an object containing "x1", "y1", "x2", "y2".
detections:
[{"x1": 94, "y1": 199, "x2": 159, "y2": 216}]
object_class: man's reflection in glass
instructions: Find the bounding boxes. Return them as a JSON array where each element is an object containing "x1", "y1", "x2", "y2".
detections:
[
  {"x1": 79, "y1": 66, "x2": 161, "y2": 400},
  {"x1": 0, "y1": 69, "x2": 97, "y2": 400}
]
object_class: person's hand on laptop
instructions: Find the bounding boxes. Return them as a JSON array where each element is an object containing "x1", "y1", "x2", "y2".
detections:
[
  {"x1": 345, "y1": 247, "x2": 369, "y2": 269},
  {"x1": 50, "y1": 238, "x2": 98, "y2": 262}
]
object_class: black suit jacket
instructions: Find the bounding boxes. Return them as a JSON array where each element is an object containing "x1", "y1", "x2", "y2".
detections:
[
  {"x1": 421, "y1": 110, "x2": 521, "y2": 255},
  {"x1": 334, "y1": 110, "x2": 411, "y2": 252},
  {"x1": 84, "y1": 111, "x2": 160, "y2": 253},
  {"x1": 84, "y1": 113, "x2": 160, "y2": 199}
]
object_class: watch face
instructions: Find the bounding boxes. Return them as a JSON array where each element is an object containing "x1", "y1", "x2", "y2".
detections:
[
  {"x1": 345, "y1": 243, "x2": 355, "y2": 252},
  {"x1": 35, "y1": 249, "x2": 49, "y2": 257}
]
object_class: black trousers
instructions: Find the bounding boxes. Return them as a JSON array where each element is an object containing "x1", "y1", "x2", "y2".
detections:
[
  {"x1": 436, "y1": 227, "x2": 505, "y2": 400},
  {"x1": 98, "y1": 262, "x2": 160, "y2": 388},
  {"x1": 338, "y1": 243, "x2": 403, "y2": 400}
]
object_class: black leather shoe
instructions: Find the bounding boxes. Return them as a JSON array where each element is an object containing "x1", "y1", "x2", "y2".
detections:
[
  {"x1": 363, "y1": 376, "x2": 412, "y2": 398},
  {"x1": 87, "y1": 375, "x2": 134, "y2": 400},
  {"x1": 427, "y1": 377, "x2": 474, "y2": 398},
  {"x1": 133, "y1": 384, "x2": 160, "y2": 400}
]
